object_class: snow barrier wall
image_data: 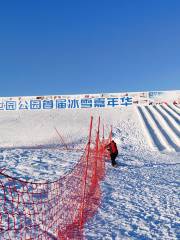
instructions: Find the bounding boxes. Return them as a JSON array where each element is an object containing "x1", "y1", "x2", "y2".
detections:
[
  {"x1": 0, "y1": 116, "x2": 111, "y2": 240},
  {"x1": 0, "y1": 90, "x2": 179, "y2": 112}
]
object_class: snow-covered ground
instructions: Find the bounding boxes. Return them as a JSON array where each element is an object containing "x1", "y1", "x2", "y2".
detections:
[{"x1": 0, "y1": 104, "x2": 179, "y2": 240}]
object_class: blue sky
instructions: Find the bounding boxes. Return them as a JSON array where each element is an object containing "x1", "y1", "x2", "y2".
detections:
[{"x1": 0, "y1": 0, "x2": 180, "y2": 97}]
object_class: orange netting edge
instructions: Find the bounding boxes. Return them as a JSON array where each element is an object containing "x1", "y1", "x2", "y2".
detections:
[{"x1": 0, "y1": 116, "x2": 112, "y2": 240}]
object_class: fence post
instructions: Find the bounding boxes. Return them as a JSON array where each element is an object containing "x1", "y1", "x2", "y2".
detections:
[
  {"x1": 54, "y1": 126, "x2": 68, "y2": 150},
  {"x1": 94, "y1": 116, "x2": 100, "y2": 178},
  {"x1": 80, "y1": 116, "x2": 93, "y2": 227},
  {"x1": 96, "y1": 116, "x2": 100, "y2": 153},
  {"x1": 103, "y1": 124, "x2": 104, "y2": 143},
  {"x1": 109, "y1": 125, "x2": 113, "y2": 142}
]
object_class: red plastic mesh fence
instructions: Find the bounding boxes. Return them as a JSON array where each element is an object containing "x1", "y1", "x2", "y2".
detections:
[{"x1": 0, "y1": 116, "x2": 112, "y2": 240}]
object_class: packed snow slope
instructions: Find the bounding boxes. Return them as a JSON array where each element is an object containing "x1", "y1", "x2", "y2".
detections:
[{"x1": 0, "y1": 104, "x2": 179, "y2": 240}]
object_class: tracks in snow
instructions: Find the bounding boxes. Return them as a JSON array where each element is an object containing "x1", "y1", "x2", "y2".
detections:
[{"x1": 137, "y1": 104, "x2": 180, "y2": 152}]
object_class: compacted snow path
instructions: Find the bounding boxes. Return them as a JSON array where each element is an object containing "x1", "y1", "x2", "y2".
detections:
[{"x1": 85, "y1": 146, "x2": 180, "y2": 240}]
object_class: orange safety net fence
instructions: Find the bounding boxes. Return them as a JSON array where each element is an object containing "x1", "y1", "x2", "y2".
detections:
[{"x1": 0, "y1": 116, "x2": 112, "y2": 240}]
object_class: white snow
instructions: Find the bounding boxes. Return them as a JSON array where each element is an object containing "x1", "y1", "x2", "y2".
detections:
[{"x1": 0, "y1": 104, "x2": 179, "y2": 239}]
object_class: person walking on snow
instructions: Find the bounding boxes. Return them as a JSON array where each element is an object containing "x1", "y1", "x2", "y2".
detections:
[{"x1": 105, "y1": 140, "x2": 118, "y2": 166}]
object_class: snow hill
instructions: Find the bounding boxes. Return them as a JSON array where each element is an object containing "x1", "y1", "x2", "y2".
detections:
[{"x1": 0, "y1": 103, "x2": 179, "y2": 239}]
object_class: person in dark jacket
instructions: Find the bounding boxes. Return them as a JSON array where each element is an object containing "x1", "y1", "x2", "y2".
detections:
[{"x1": 105, "y1": 140, "x2": 118, "y2": 166}]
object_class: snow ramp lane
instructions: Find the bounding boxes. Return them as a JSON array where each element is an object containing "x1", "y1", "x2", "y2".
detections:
[{"x1": 137, "y1": 104, "x2": 180, "y2": 152}]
